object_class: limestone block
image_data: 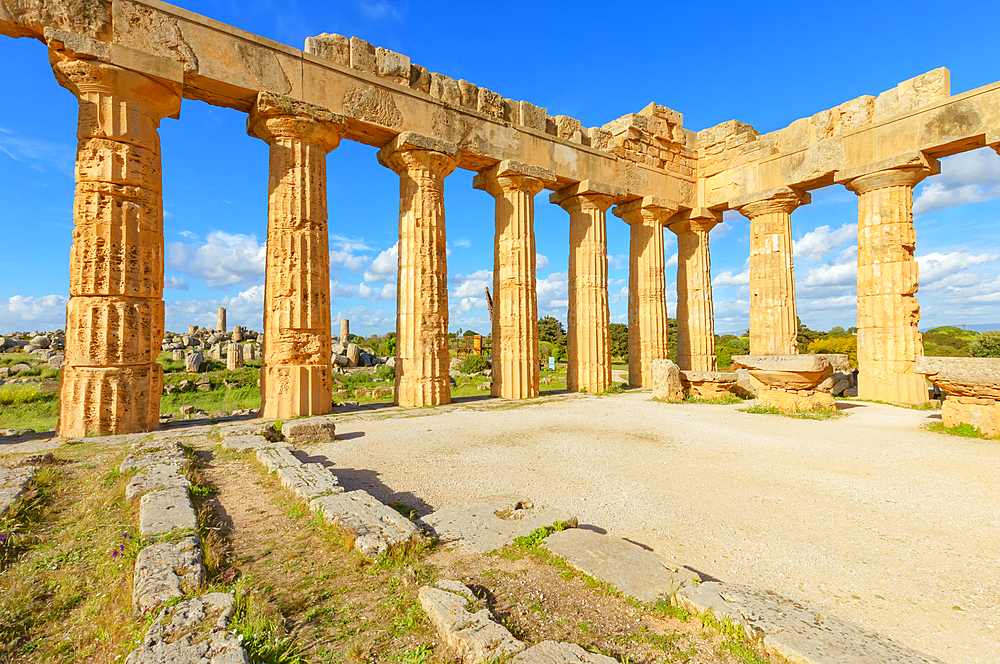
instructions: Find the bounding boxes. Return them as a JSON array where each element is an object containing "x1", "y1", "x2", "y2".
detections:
[
  {"x1": 281, "y1": 415, "x2": 336, "y2": 443},
  {"x1": 226, "y1": 342, "x2": 243, "y2": 370},
  {"x1": 458, "y1": 79, "x2": 478, "y2": 109},
  {"x1": 375, "y1": 47, "x2": 409, "y2": 85},
  {"x1": 430, "y1": 72, "x2": 461, "y2": 105},
  {"x1": 121, "y1": 441, "x2": 186, "y2": 473},
  {"x1": 348, "y1": 36, "x2": 376, "y2": 73},
  {"x1": 942, "y1": 400, "x2": 1000, "y2": 438},
  {"x1": 139, "y1": 487, "x2": 198, "y2": 538},
  {"x1": 0, "y1": 465, "x2": 37, "y2": 518},
  {"x1": 915, "y1": 357, "x2": 1000, "y2": 400},
  {"x1": 477, "y1": 87, "x2": 504, "y2": 120},
  {"x1": 310, "y1": 490, "x2": 422, "y2": 558},
  {"x1": 275, "y1": 462, "x2": 343, "y2": 500},
  {"x1": 124, "y1": 593, "x2": 246, "y2": 664},
  {"x1": 419, "y1": 496, "x2": 578, "y2": 553},
  {"x1": 126, "y1": 463, "x2": 188, "y2": 502},
  {"x1": 255, "y1": 446, "x2": 301, "y2": 472},
  {"x1": 758, "y1": 387, "x2": 836, "y2": 413},
  {"x1": 554, "y1": 115, "x2": 581, "y2": 141},
  {"x1": 543, "y1": 528, "x2": 699, "y2": 603},
  {"x1": 418, "y1": 583, "x2": 525, "y2": 664},
  {"x1": 304, "y1": 32, "x2": 349, "y2": 65},
  {"x1": 409, "y1": 64, "x2": 430, "y2": 93},
  {"x1": 64, "y1": 296, "x2": 163, "y2": 366},
  {"x1": 519, "y1": 101, "x2": 546, "y2": 131},
  {"x1": 651, "y1": 359, "x2": 683, "y2": 402},
  {"x1": 346, "y1": 342, "x2": 362, "y2": 367},
  {"x1": 675, "y1": 582, "x2": 945, "y2": 664},
  {"x1": 171, "y1": 349, "x2": 183, "y2": 361},
  {"x1": 133, "y1": 536, "x2": 204, "y2": 614},
  {"x1": 679, "y1": 370, "x2": 737, "y2": 399},
  {"x1": 184, "y1": 350, "x2": 203, "y2": 373},
  {"x1": 514, "y1": 642, "x2": 619, "y2": 664},
  {"x1": 221, "y1": 434, "x2": 289, "y2": 451},
  {"x1": 874, "y1": 68, "x2": 950, "y2": 121},
  {"x1": 503, "y1": 98, "x2": 520, "y2": 124}
]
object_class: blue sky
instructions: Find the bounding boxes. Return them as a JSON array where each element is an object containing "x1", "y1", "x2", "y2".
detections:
[{"x1": 2, "y1": 0, "x2": 1000, "y2": 336}]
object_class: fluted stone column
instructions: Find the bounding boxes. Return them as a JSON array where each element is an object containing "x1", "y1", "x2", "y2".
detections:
[
  {"x1": 736, "y1": 189, "x2": 810, "y2": 355},
  {"x1": 378, "y1": 133, "x2": 459, "y2": 407},
  {"x1": 845, "y1": 165, "x2": 934, "y2": 404},
  {"x1": 552, "y1": 181, "x2": 622, "y2": 394},
  {"x1": 51, "y1": 54, "x2": 181, "y2": 437},
  {"x1": 248, "y1": 92, "x2": 347, "y2": 420},
  {"x1": 613, "y1": 197, "x2": 675, "y2": 387},
  {"x1": 669, "y1": 210, "x2": 721, "y2": 371},
  {"x1": 474, "y1": 161, "x2": 553, "y2": 399}
]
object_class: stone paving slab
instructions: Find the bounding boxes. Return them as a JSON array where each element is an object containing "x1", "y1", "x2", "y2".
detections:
[
  {"x1": 419, "y1": 496, "x2": 578, "y2": 553},
  {"x1": 275, "y1": 462, "x2": 343, "y2": 500},
  {"x1": 282, "y1": 416, "x2": 336, "y2": 443},
  {"x1": 126, "y1": 464, "x2": 189, "y2": 502},
  {"x1": 121, "y1": 442, "x2": 187, "y2": 474},
  {"x1": 125, "y1": 592, "x2": 247, "y2": 664},
  {"x1": 221, "y1": 434, "x2": 289, "y2": 451},
  {"x1": 543, "y1": 528, "x2": 700, "y2": 603},
  {"x1": 513, "y1": 641, "x2": 619, "y2": 664},
  {"x1": 418, "y1": 582, "x2": 525, "y2": 664},
  {"x1": 675, "y1": 582, "x2": 946, "y2": 664},
  {"x1": 255, "y1": 446, "x2": 301, "y2": 472},
  {"x1": 139, "y1": 487, "x2": 198, "y2": 538},
  {"x1": 133, "y1": 536, "x2": 204, "y2": 614},
  {"x1": 0, "y1": 465, "x2": 37, "y2": 517},
  {"x1": 310, "y1": 489, "x2": 421, "y2": 558}
]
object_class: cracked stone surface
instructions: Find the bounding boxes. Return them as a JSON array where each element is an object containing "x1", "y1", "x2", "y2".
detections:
[
  {"x1": 419, "y1": 496, "x2": 578, "y2": 553},
  {"x1": 255, "y1": 446, "x2": 301, "y2": 472},
  {"x1": 513, "y1": 641, "x2": 620, "y2": 664},
  {"x1": 126, "y1": 464, "x2": 189, "y2": 502},
  {"x1": 0, "y1": 465, "x2": 37, "y2": 517},
  {"x1": 133, "y1": 536, "x2": 204, "y2": 614},
  {"x1": 281, "y1": 416, "x2": 337, "y2": 443},
  {"x1": 125, "y1": 592, "x2": 247, "y2": 664},
  {"x1": 221, "y1": 434, "x2": 289, "y2": 451},
  {"x1": 121, "y1": 442, "x2": 187, "y2": 474},
  {"x1": 418, "y1": 582, "x2": 525, "y2": 663},
  {"x1": 543, "y1": 528, "x2": 700, "y2": 603},
  {"x1": 275, "y1": 462, "x2": 343, "y2": 500},
  {"x1": 139, "y1": 486, "x2": 198, "y2": 538},
  {"x1": 310, "y1": 489, "x2": 421, "y2": 558},
  {"x1": 675, "y1": 582, "x2": 945, "y2": 664}
]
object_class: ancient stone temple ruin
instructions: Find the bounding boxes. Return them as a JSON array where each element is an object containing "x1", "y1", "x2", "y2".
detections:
[{"x1": 3, "y1": 0, "x2": 999, "y2": 435}]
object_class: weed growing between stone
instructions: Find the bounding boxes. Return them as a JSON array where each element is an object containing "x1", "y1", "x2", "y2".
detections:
[
  {"x1": 738, "y1": 405, "x2": 844, "y2": 420},
  {"x1": 924, "y1": 421, "x2": 996, "y2": 440},
  {"x1": 700, "y1": 612, "x2": 770, "y2": 664},
  {"x1": 682, "y1": 394, "x2": 745, "y2": 405}
]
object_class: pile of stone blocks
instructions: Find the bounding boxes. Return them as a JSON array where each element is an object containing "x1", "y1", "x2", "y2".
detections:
[
  {"x1": 732, "y1": 354, "x2": 845, "y2": 412},
  {"x1": 916, "y1": 357, "x2": 1000, "y2": 437}
]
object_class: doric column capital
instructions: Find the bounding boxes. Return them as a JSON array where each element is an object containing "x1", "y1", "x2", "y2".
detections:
[
  {"x1": 248, "y1": 92, "x2": 348, "y2": 151},
  {"x1": 550, "y1": 179, "x2": 625, "y2": 214},
  {"x1": 844, "y1": 167, "x2": 932, "y2": 195},
  {"x1": 733, "y1": 187, "x2": 810, "y2": 219},
  {"x1": 613, "y1": 196, "x2": 679, "y2": 227},
  {"x1": 377, "y1": 131, "x2": 460, "y2": 178},
  {"x1": 473, "y1": 160, "x2": 553, "y2": 198},
  {"x1": 667, "y1": 207, "x2": 723, "y2": 235},
  {"x1": 50, "y1": 52, "x2": 181, "y2": 121}
]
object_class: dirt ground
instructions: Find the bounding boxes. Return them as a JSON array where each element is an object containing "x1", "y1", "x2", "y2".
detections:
[{"x1": 294, "y1": 391, "x2": 999, "y2": 664}]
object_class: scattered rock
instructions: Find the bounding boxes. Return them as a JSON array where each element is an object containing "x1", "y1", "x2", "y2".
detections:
[
  {"x1": 346, "y1": 343, "x2": 362, "y2": 367},
  {"x1": 651, "y1": 359, "x2": 683, "y2": 402},
  {"x1": 281, "y1": 416, "x2": 336, "y2": 444},
  {"x1": 419, "y1": 582, "x2": 525, "y2": 663},
  {"x1": 311, "y1": 490, "x2": 422, "y2": 558},
  {"x1": 184, "y1": 350, "x2": 203, "y2": 373},
  {"x1": 124, "y1": 593, "x2": 246, "y2": 664},
  {"x1": 9, "y1": 363, "x2": 32, "y2": 374},
  {"x1": 179, "y1": 405, "x2": 197, "y2": 416},
  {"x1": 133, "y1": 536, "x2": 204, "y2": 614},
  {"x1": 420, "y1": 496, "x2": 578, "y2": 553},
  {"x1": 543, "y1": 528, "x2": 699, "y2": 603}
]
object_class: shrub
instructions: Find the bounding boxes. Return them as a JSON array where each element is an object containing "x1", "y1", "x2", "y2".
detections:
[
  {"x1": 460, "y1": 354, "x2": 490, "y2": 374},
  {"x1": 375, "y1": 363, "x2": 396, "y2": 381},
  {"x1": 969, "y1": 330, "x2": 1000, "y2": 358},
  {"x1": 807, "y1": 336, "x2": 858, "y2": 367}
]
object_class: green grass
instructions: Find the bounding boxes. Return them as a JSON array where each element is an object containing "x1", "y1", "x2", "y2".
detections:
[
  {"x1": 229, "y1": 578, "x2": 307, "y2": 664},
  {"x1": 924, "y1": 421, "x2": 996, "y2": 440},
  {"x1": 0, "y1": 385, "x2": 60, "y2": 431},
  {"x1": 738, "y1": 404, "x2": 843, "y2": 420},
  {"x1": 681, "y1": 393, "x2": 744, "y2": 405},
  {"x1": 160, "y1": 385, "x2": 261, "y2": 415}
]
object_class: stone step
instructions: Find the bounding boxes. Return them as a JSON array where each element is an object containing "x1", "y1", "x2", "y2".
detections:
[
  {"x1": 275, "y1": 462, "x2": 343, "y2": 500},
  {"x1": 418, "y1": 581, "x2": 526, "y2": 664},
  {"x1": 310, "y1": 490, "x2": 422, "y2": 558},
  {"x1": 126, "y1": 464, "x2": 189, "y2": 502},
  {"x1": 133, "y1": 536, "x2": 204, "y2": 614},
  {"x1": 419, "y1": 496, "x2": 578, "y2": 553},
  {"x1": 124, "y1": 593, "x2": 246, "y2": 664},
  {"x1": 139, "y1": 486, "x2": 198, "y2": 538},
  {"x1": 543, "y1": 528, "x2": 700, "y2": 603},
  {"x1": 675, "y1": 582, "x2": 945, "y2": 664},
  {"x1": 514, "y1": 641, "x2": 619, "y2": 664}
]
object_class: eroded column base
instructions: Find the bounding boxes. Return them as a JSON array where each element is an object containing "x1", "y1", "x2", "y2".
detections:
[
  {"x1": 58, "y1": 364, "x2": 162, "y2": 437},
  {"x1": 758, "y1": 387, "x2": 836, "y2": 413},
  {"x1": 396, "y1": 376, "x2": 451, "y2": 408},
  {"x1": 262, "y1": 365, "x2": 332, "y2": 420},
  {"x1": 942, "y1": 398, "x2": 1000, "y2": 438},
  {"x1": 858, "y1": 370, "x2": 927, "y2": 405}
]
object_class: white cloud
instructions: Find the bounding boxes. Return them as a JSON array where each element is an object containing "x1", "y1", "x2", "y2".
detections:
[
  {"x1": 802, "y1": 261, "x2": 856, "y2": 288},
  {"x1": 712, "y1": 269, "x2": 749, "y2": 287},
  {"x1": 666, "y1": 252, "x2": 678, "y2": 268},
  {"x1": 793, "y1": 223, "x2": 856, "y2": 261},
  {"x1": 165, "y1": 276, "x2": 189, "y2": 291},
  {"x1": 0, "y1": 295, "x2": 68, "y2": 331},
  {"x1": 914, "y1": 149, "x2": 1000, "y2": 215},
  {"x1": 608, "y1": 254, "x2": 627, "y2": 271},
  {"x1": 452, "y1": 270, "x2": 492, "y2": 299},
  {"x1": 178, "y1": 230, "x2": 198, "y2": 240},
  {"x1": 357, "y1": 0, "x2": 404, "y2": 21},
  {"x1": 167, "y1": 231, "x2": 266, "y2": 290},
  {"x1": 330, "y1": 235, "x2": 375, "y2": 275},
  {"x1": 536, "y1": 272, "x2": 569, "y2": 314},
  {"x1": 917, "y1": 250, "x2": 1000, "y2": 284},
  {"x1": 0, "y1": 125, "x2": 74, "y2": 177},
  {"x1": 453, "y1": 238, "x2": 472, "y2": 248},
  {"x1": 536, "y1": 253, "x2": 549, "y2": 270},
  {"x1": 363, "y1": 242, "x2": 398, "y2": 283},
  {"x1": 331, "y1": 280, "x2": 358, "y2": 299}
]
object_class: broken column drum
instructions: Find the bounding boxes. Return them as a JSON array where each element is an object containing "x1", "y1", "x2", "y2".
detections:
[
  {"x1": 378, "y1": 133, "x2": 459, "y2": 408},
  {"x1": 53, "y1": 54, "x2": 180, "y2": 437},
  {"x1": 248, "y1": 92, "x2": 347, "y2": 420},
  {"x1": 846, "y1": 167, "x2": 930, "y2": 404}
]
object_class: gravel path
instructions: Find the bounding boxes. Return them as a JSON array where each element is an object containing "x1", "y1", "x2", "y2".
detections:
[{"x1": 310, "y1": 392, "x2": 999, "y2": 664}]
